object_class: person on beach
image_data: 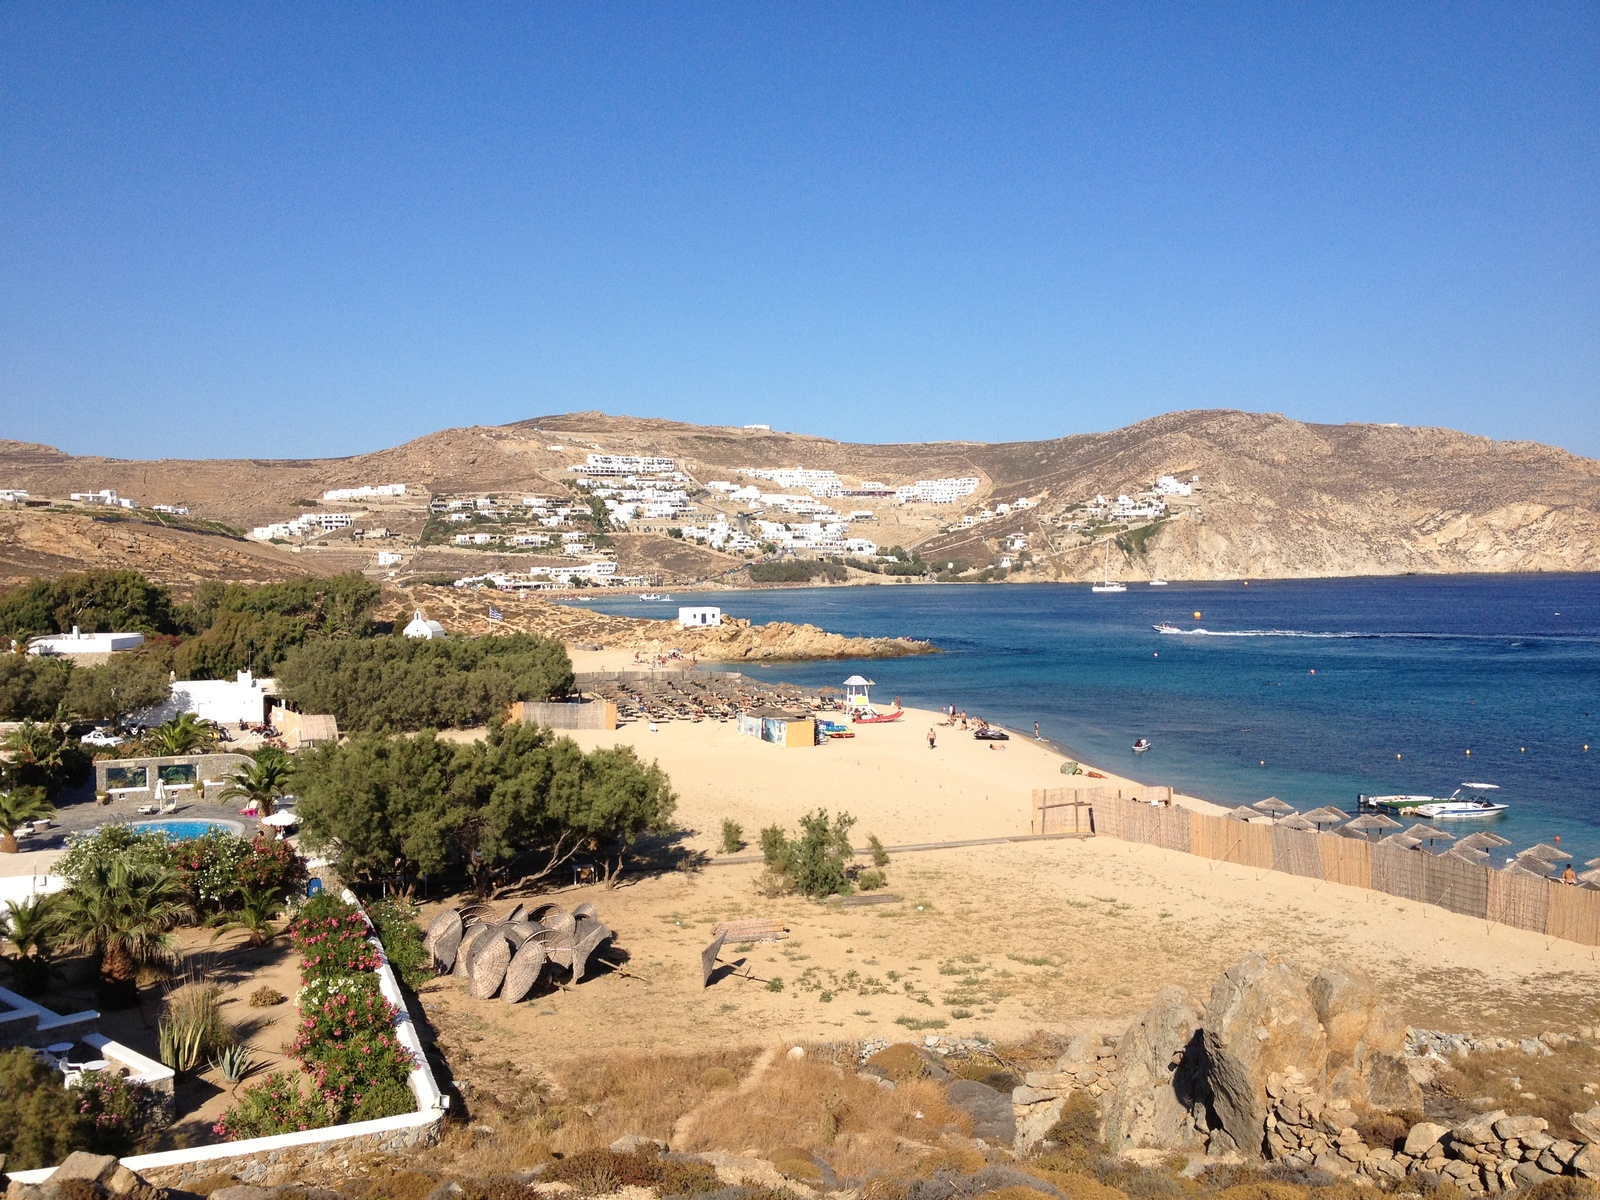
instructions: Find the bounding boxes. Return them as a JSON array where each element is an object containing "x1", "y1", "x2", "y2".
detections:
[
  {"x1": 927, "y1": 728, "x2": 937, "y2": 750},
  {"x1": 1034, "y1": 721, "x2": 1041, "y2": 740},
  {"x1": 1563, "y1": 864, "x2": 1577, "y2": 885}
]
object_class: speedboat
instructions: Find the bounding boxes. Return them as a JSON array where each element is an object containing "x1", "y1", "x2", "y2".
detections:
[
  {"x1": 1153, "y1": 622, "x2": 1182, "y2": 634},
  {"x1": 1132, "y1": 738, "x2": 1151, "y2": 753},
  {"x1": 1416, "y1": 784, "x2": 1508, "y2": 819},
  {"x1": 1149, "y1": 580, "x2": 1169, "y2": 586},
  {"x1": 1359, "y1": 794, "x2": 1441, "y2": 815},
  {"x1": 636, "y1": 593, "x2": 671, "y2": 601}
]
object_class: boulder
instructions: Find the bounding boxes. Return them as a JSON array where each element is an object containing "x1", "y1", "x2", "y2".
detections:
[
  {"x1": 945, "y1": 1079, "x2": 1015, "y2": 1144},
  {"x1": 1103, "y1": 985, "x2": 1209, "y2": 1151},
  {"x1": 610, "y1": 1135, "x2": 668, "y2": 1154},
  {"x1": 1203, "y1": 954, "x2": 1328, "y2": 1156},
  {"x1": 1574, "y1": 1143, "x2": 1600, "y2": 1179},
  {"x1": 1573, "y1": 1104, "x2": 1600, "y2": 1145},
  {"x1": 48, "y1": 1156, "x2": 119, "y2": 1187},
  {"x1": 1405, "y1": 1123, "x2": 1451, "y2": 1157},
  {"x1": 1494, "y1": 1115, "x2": 1549, "y2": 1140},
  {"x1": 1309, "y1": 965, "x2": 1418, "y2": 1110},
  {"x1": 1015, "y1": 1096, "x2": 1066, "y2": 1154},
  {"x1": 1454, "y1": 1111, "x2": 1510, "y2": 1146},
  {"x1": 1511, "y1": 1161, "x2": 1556, "y2": 1189}
]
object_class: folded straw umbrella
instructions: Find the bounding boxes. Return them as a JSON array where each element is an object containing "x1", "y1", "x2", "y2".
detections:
[{"x1": 1253, "y1": 797, "x2": 1297, "y2": 821}]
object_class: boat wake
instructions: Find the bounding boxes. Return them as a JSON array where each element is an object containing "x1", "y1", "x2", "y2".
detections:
[{"x1": 1156, "y1": 626, "x2": 1584, "y2": 641}]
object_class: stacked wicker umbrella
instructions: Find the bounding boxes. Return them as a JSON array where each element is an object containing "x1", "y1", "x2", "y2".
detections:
[{"x1": 424, "y1": 901, "x2": 614, "y2": 1002}]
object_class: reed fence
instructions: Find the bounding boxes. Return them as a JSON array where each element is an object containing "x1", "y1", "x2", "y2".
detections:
[{"x1": 1080, "y1": 793, "x2": 1600, "y2": 948}]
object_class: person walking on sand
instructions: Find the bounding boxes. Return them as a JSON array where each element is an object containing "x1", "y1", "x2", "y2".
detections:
[
  {"x1": 928, "y1": 728, "x2": 937, "y2": 750},
  {"x1": 1034, "y1": 721, "x2": 1041, "y2": 740}
]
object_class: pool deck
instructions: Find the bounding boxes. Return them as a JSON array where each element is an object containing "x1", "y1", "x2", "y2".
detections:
[{"x1": 26, "y1": 779, "x2": 276, "y2": 850}]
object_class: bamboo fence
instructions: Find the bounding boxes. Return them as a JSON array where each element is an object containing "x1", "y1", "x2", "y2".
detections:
[{"x1": 1082, "y1": 794, "x2": 1600, "y2": 947}]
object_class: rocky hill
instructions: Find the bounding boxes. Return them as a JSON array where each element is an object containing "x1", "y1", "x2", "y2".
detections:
[{"x1": 4, "y1": 408, "x2": 1598, "y2": 584}]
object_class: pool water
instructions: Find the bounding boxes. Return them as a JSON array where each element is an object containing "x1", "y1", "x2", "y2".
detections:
[{"x1": 129, "y1": 819, "x2": 246, "y2": 841}]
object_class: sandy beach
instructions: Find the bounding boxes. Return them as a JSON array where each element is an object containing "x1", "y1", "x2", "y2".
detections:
[{"x1": 411, "y1": 684, "x2": 1600, "y2": 1091}]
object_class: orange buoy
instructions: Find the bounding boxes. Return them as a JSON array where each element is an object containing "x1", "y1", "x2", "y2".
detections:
[{"x1": 1193, "y1": 611, "x2": 1202, "y2": 620}]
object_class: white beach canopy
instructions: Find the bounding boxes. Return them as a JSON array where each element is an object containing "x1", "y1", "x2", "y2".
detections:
[{"x1": 259, "y1": 809, "x2": 299, "y2": 827}]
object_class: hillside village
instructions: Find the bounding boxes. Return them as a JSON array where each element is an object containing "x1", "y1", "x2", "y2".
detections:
[{"x1": 3, "y1": 408, "x2": 1600, "y2": 592}]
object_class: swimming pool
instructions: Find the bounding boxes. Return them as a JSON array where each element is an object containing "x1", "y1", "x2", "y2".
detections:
[{"x1": 129, "y1": 819, "x2": 246, "y2": 841}]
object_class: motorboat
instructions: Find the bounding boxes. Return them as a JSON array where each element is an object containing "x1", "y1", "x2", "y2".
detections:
[
  {"x1": 1153, "y1": 622, "x2": 1182, "y2": 634},
  {"x1": 636, "y1": 593, "x2": 671, "y2": 602},
  {"x1": 1416, "y1": 784, "x2": 1508, "y2": 819},
  {"x1": 1091, "y1": 543, "x2": 1127, "y2": 593},
  {"x1": 1359, "y1": 794, "x2": 1442, "y2": 816},
  {"x1": 1132, "y1": 738, "x2": 1151, "y2": 753},
  {"x1": 1149, "y1": 580, "x2": 1169, "y2": 586}
]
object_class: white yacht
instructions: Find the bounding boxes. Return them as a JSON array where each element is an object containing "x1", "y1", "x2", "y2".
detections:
[{"x1": 1091, "y1": 544, "x2": 1126, "y2": 593}]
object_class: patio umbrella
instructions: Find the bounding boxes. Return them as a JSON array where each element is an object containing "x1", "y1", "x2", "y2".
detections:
[
  {"x1": 1344, "y1": 812, "x2": 1402, "y2": 842},
  {"x1": 1253, "y1": 797, "x2": 1297, "y2": 821},
  {"x1": 1301, "y1": 805, "x2": 1350, "y2": 830},
  {"x1": 260, "y1": 809, "x2": 299, "y2": 827},
  {"x1": 1225, "y1": 805, "x2": 1259, "y2": 821}
]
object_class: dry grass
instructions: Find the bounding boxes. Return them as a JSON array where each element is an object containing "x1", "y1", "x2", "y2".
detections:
[
  {"x1": 548, "y1": 1046, "x2": 762, "y2": 1152},
  {"x1": 1432, "y1": 1042, "x2": 1600, "y2": 1140},
  {"x1": 680, "y1": 1051, "x2": 971, "y2": 1178}
]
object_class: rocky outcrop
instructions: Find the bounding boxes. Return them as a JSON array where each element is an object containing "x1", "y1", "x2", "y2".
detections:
[
  {"x1": 1102, "y1": 986, "x2": 1208, "y2": 1152},
  {"x1": 642, "y1": 616, "x2": 933, "y2": 661},
  {"x1": 1202, "y1": 954, "x2": 1328, "y2": 1155},
  {"x1": 1308, "y1": 964, "x2": 1421, "y2": 1112}
]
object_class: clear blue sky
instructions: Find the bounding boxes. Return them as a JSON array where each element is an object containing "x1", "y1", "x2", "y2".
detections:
[{"x1": 2, "y1": 4, "x2": 1596, "y2": 461}]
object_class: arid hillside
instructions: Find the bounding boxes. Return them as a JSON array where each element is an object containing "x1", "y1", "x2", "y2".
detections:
[{"x1": 4, "y1": 408, "x2": 1599, "y2": 583}]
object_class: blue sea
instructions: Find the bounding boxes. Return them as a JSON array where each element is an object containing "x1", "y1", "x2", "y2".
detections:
[{"x1": 577, "y1": 576, "x2": 1600, "y2": 865}]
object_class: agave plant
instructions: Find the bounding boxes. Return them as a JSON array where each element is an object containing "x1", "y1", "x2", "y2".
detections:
[
  {"x1": 157, "y1": 982, "x2": 234, "y2": 1071},
  {"x1": 212, "y1": 1043, "x2": 256, "y2": 1084}
]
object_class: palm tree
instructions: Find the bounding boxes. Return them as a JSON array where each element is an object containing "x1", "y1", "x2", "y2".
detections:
[
  {"x1": 0, "y1": 721, "x2": 73, "y2": 796},
  {"x1": 148, "y1": 713, "x2": 219, "y2": 756},
  {"x1": 47, "y1": 856, "x2": 189, "y2": 1007},
  {"x1": 0, "y1": 788, "x2": 53, "y2": 853},
  {"x1": 217, "y1": 747, "x2": 294, "y2": 812},
  {"x1": 2, "y1": 895, "x2": 54, "y2": 994},
  {"x1": 209, "y1": 885, "x2": 283, "y2": 949}
]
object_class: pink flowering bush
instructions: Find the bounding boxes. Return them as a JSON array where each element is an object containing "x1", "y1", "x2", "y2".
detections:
[{"x1": 217, "y1": 896, "x2": 415, "y2": 1139}]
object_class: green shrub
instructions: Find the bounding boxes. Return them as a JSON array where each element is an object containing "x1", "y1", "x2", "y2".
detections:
[
  {"x1": 0, "y1": 1049, "x2": 146, "y2": 1168},
  {"x1": 867, "y1": 833, "x2": 889, "y2": 867},
  {"x1": 541, "y1": 1148, "x2": 721, "y2": 1195},
  {"x1": 857, "y1": 869, "x2": 887, "y2": 891},
  {"x1": 719, "y1": 819, "x2": 745, "y2": 855},
  {"x1": 214, "y1": 1071, "x2": 332, "y2": 1139},
  {"x1": 760, "y1": 809, "x2": 857, "y2": 898},
  {"x1": 158, "y1": 983, "x2": 236, "y2": 1072},
  {"x1": 276, "y1": 631, "x2": 573, "y2": 732},
  {"x1": 368, "y1": 899, "x2": 431, "y2": 989}
]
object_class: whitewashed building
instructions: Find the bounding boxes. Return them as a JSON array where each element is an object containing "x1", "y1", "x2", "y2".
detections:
[
  {"x1": 404, "y1": 611, "x2": 447, "y2": 639},
  {"x1": 29, "y1": 628, "x2": 145, "y2": 656},
  {"x1": 678, "y1": 606, "x2": 723, "y2": 628}
]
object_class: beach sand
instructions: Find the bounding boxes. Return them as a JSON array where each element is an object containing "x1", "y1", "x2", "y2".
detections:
[{"x1": 416, "y1": 701, "x2": 1599, "y2": 1084}]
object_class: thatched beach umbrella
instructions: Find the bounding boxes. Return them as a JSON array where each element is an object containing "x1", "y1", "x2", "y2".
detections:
[
  {"x1": 469, "y1": 932, "x2": 512, "y2": 999},
  {"x1": 1253, "y1": 797, "x2": 1297, "y2": 821},
  {"x1": 1458, "y1": 831, "x2": 1512, "y2": 851},
  {"x1": 1226, "y1": 805, "x2": 1258, "y2": 821},
  {"x1": 1446, "y1": 846, "x2": 1491, "y2": 866},
  {"x1": 1378, "y1": 832, "x2": 1423, "y2": 850},
  {"x1": 1403, "y1": 824, "x2": 1456, "y2": 851},
  {"x1": 1302, "y1": 806, "x2": 1350, "y2": 830},
  {"x1": 1278, "y1": 814, "x2": 1319, "y2": 832},
  {"x1": 1344, "y1": 812, "x2": 1402, "y2": 842},
  {"x1": 1520, "y1": 843, "x2": 1570, "y2": 863},
  {"x1": 1578, "y1": 867, "x2": 1600, "y2": 888},
  {"x1": 1585, "y1": 856, "x2": 1600, "y2": 868},
  {"x1": 502, "y1": 939, "x2": 547, "y2": 1003},
  {"x1": 425, "y1": 909, "x2": 464, "y2": 974}
]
